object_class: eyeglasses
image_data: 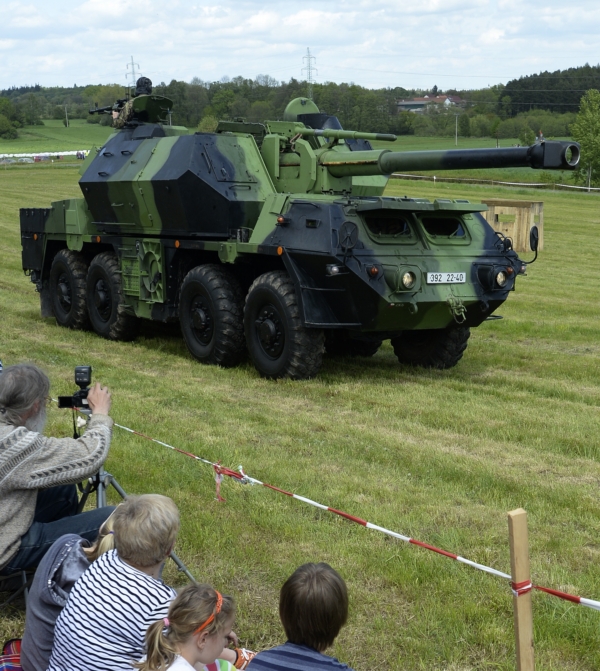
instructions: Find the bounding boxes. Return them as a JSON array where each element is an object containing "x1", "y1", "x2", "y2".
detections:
[{"x1": 45, "y1": 396, "x2": 54, "y2": 407}]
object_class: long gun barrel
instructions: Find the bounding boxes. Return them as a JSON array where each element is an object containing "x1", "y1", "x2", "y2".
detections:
[{"x1": 320, "y1": 141, "x2": 580, "y2": 177}]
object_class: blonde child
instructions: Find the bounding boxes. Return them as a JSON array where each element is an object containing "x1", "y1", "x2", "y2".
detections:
[
  {"x1": 48, "y1": 494, "x2": 180, "y2": 671},
  {"x1": 138, "y1": 583, "x2": 236, "y2": 671}
]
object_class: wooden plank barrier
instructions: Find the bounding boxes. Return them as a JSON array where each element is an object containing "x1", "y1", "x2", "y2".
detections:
[
  {"x1": 508, "y1": 508, "x2": 535, "y2": 671},
  {"x1": 481, "y1": 199, "x2": 544, "y2": 252}
]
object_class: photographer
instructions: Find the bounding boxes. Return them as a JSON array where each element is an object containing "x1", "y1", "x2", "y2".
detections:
[{"x1": 0, "y1": 364, "x2": 114, "y2": 576}]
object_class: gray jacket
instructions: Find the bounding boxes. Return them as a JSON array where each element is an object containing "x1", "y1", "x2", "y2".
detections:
[
  {"x1": 20, "y1": 534, "x2": 91, "y2": 671},
  {"x1": 0, "y1": 414, "x2": 112, "y2": 568}
]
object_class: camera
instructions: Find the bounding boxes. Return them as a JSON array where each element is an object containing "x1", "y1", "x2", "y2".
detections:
[{"x1": 57, "y1": 366, "x2": 92, "y2": 409}]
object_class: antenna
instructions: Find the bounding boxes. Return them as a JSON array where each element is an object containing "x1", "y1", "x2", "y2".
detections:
[
  {"x1": 126, "y1": 56, "x2": 140, "y2": 95},
  {"x1": 302, "y1": 48, "x2": 317, "y2": 100}
]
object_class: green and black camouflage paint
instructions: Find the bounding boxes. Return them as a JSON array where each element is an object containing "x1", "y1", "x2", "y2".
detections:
[{"x1": 20, "y1": 99, "x2": 579, "y2": 347}]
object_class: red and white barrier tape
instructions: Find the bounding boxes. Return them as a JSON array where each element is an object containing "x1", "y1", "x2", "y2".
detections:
[
  {"x1": 511, "y1": 580, "x2": 532, "y2": 598},
  {"x1": 113, "y1": 422, "x2": 600, "y2": 612},
  {"x1": 236, "y1": 466, "x2": 512, "y2": 582}
]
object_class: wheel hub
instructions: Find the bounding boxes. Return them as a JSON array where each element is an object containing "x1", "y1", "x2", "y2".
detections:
[
  {"x1": 190, "y1": 296, "x2": 213, "y2": 345},
  {"x1": 57, "y1": 273, "x2": 72, "y2": 311},
  {"x1": 93, "y1": 279, "x2": 111, "y2": 321},
  {"x1": 255, "y1": 305, "x2": 284, "y2": 358}
]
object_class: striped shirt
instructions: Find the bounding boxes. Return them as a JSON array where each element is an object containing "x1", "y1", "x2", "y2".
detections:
[
  {"x1": 48, "y1": 549, "x2": 176, "y2": 671},
  {"x1": 246, "y1": 642, "x2": 354, "y2": 671}
]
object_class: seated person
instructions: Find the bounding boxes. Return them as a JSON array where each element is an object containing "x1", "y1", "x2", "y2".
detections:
[
  {"x1": 247, "y1": 563, "x2": 354, "y2": 671},
  {"x1": 48, "y1": 494, "x2": 180, "y2": 671},
  {"x1": 136, "y1": 582, "x2": 236, "y2": 671},
  {"x1": 0, "y1": 364, "x2": 114, "y2": 576},
  {"x1": 20, "y1": 515, "x2": 116, "y2": 671},
  {"x1": 47, "y1": 495, "x2": 248, "y2": 670}
]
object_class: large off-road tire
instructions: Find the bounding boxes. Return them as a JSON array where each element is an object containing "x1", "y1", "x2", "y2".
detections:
[
  {"x1": 244, "y1": 271, "x2": 324, "y2": 380},
  {"x1": 86, "y1": 252, "x2": 140, "y2": 341},
  {"x1": 391, "y1": 325, "x2": 471, "y2": 369},
  {"x1": 324, "y1": 331, "x2": 382, "y2": 358},
  {"x1": 179, "y1": 265, "x2": 245, "y2": 367},
  {"x1": 48, "y1": 249, "x2": 89, "y2": 329}
]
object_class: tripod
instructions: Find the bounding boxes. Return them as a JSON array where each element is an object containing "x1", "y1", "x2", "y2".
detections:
[{"x1": 77, "y1": 463, "x2": 196, "y2": 583}]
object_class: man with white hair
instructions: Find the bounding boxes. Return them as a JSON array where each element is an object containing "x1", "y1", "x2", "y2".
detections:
[{"x1": 0, "y1": 363, "x2": 114, "y2": 575}]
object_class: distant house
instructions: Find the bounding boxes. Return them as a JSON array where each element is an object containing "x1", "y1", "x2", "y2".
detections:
[{"x1": 396, "y1": 95, "x2": 465, "y2": 114}]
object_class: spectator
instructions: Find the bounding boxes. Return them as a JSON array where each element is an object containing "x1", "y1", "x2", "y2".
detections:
[
  {"x1": 0, "y1": 364, "x2": 113, "y2": 576},
  {"x1": 21, "y1": 515, "x2": 116, "y2": 671},
  {"x1": 48, "y1": 494, "x2": 179, "y2": 671},
  {"x1": 48, "y1": 493, "x2": 252, "y2": 671},
  {"x1": 247, "y1": 563, "x2": 354, "y2": 671},
  {"x1": 136, "y1": 583, "x2": 236, "y2": 671}
]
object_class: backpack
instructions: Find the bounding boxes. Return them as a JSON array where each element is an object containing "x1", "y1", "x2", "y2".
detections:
[{"x1": 0, "y1": 639, "x2": 21, "y2": 671}]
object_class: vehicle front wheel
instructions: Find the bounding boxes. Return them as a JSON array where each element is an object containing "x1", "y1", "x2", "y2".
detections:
[
  {"x1": 49, "y1": 249, "x2": 89, "y2": 329},
  {"x1": 244, "y1": 271, "x2": 324, "y2": 380},
  {"x1": 179, "y1": 264, "x2": 245, "y2": 367},
  {"x1": 86, "y1": 252, "x2": 140, "y2": 341},
  {"x1": 391, "y1": 326, "x2": 470, "y2": 369}
]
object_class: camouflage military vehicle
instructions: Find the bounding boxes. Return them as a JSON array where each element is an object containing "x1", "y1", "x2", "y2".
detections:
[{"x1": 20, "y1": 96, "x2": 579, "y2": 379}]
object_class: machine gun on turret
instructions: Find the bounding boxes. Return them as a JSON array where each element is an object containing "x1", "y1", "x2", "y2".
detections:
[
  {"x1": 88, "y1": 95, "x2": 173, "y2": 125},
  {"x1": 89, "y1": 98, "x2": 128, "y2": 116}
]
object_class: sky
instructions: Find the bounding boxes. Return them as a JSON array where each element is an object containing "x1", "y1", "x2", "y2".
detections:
[{"x1": 1, "y1": 0, "x2": 599, "y2": 92}]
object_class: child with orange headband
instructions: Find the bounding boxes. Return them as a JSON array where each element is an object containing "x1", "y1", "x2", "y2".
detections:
[{"x1": 137, "y1": 583, "x2": 236, "y2": 671}]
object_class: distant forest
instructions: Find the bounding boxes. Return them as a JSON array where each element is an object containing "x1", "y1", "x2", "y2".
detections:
[{"x1": 1, "y1": 64, "x2": 599, "y2": 140}]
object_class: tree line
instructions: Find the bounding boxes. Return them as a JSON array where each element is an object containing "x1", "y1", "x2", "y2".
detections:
[{"x1": 1, "y1": 64, "x2": 599, "y2": 141}]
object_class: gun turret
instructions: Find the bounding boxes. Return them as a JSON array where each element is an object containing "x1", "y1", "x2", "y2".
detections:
[
  {"x1": 268, "y1": 97, "x2": 580, "y2": 197},
  {"x1": 262, "y1": 129, "x2": 580, "y2": 195}
]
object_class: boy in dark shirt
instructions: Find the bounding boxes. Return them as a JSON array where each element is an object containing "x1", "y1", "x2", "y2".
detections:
[{"x1": 247, "y1": 563, "x2": 354, "y2": 671}]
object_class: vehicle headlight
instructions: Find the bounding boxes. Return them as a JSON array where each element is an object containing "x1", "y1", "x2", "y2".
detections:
[
  {"x1": 495, "y1": 270, "x2": 508, "y2": 287},
  {"x1": 401, "y1": 271, "x2": 416, "y2": 289}
]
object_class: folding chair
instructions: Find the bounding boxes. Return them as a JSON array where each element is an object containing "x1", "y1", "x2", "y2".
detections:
[{"x1": 0, "y1": 570, "x2": 34, "y2": 609}]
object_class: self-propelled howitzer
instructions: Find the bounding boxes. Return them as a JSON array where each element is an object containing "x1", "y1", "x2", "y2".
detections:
[{"x1": 20, "y1": 96, "x2": 580, "y2": 380}]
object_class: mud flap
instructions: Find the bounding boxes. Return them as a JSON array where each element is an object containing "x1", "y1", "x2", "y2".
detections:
[
  {"x1": 40, "y1": 285, "x2": 53, "y2": 318},
  {"x1": 282, "y1": 253, "x2": 361, "y2": 328}
]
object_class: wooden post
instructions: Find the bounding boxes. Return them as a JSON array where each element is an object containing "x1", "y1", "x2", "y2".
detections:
[{"x1": 508, "y1": 508, "x2": 534, "y2": 671}]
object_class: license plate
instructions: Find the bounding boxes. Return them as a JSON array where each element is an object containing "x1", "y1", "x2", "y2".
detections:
[{"x1": 426, "y1": 272, "x2": 466, "y2": 284}]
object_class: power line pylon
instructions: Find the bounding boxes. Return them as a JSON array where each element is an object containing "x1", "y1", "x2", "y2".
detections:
[
  {"x1": 302, "y1": 48, "x2": 317, "y2": 100},
  {"x1": 126, "y1": 56, "x2": 140, "y2": 95}
]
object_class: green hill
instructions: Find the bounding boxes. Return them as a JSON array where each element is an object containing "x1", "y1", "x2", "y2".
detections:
[{"x1": 0, "y1": 119, "x2": 113, "y2": 155}]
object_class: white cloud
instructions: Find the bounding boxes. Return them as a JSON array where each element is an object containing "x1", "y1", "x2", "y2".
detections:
[
  {"x1": 5, "y1": 2, "x2": 49, "y2": 29},
  {"x1": 72, "y1": 0, "x2": 139, "y2": 20},
  {"x1": 478, "y1": 28, "x2": 505, "y2": 44},
  {"x1": 0, "y1": 0, "x2": 599, "y2": 90}
]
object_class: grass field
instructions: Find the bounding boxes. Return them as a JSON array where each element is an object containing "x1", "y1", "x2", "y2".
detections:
[
  {"x1": 0, "y1": 119, "x2": 113, "y2": 155},
  {"x1": 1, "y1": 169, "x2": 599, "y2": 670}
]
